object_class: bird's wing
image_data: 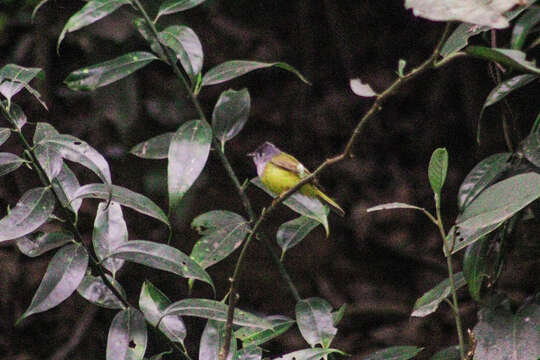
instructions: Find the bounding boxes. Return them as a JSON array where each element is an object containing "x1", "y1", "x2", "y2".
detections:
[{"x1": 270, "y1": 153, "x2": 316, "y2": 181}]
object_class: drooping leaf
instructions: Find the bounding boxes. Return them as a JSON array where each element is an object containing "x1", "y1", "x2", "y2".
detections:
[
  {"x1": 73, "y1": 183, "x2": 169, "y2": 226},
  {"x1": 0, "y1": 64, "x2": 45, "y2": 107},
  {"x1": 277, "y1": 216, "x2": 320, "y2": 256},
  {"x1": 411, "y1": 272, "x2": 466, "y2": 317},
  {"x1": 168, "y1": 120, "x2": 211, "y2": 209},
  {"x1": 16, "y1": 231, "x2": 73, "y2": 258},
  {"x1": 130, "y1": 132, "x2": 175, "y2": 159},
  {"x1": 428, "y1": 148, "x2": 448, "y2": 196},
  {"x1": 199, "y1": 320, "x2": 236, "y2": 360},
  {"x1": 430, "y1": 346, "x2": 460, "y2": 360},
  {"x1": 52, "y1": 164, "x2": 82, "y2": 214},
  {"x1": 190, "y1": 210, "x2": 250, "y2": 269},
  {"x1": 456, "y1": 172, "x2": 540, "y2": 229},
  {"x1": 2, "y1": 103, "x2": 27, "y2": 129},
  {"x1": 58, "y1": 0, "x2": 131, "y2": 51},
  {"x1": 93, "y1": 202, "x2": 128, "y2": 277},
  {"x1": 202, "y1": 60, "x2": 309, "y2": 86},
  {"x1": 457, "y1": 153, "x2": 511, "y2": 211},
  {"x1": 65, "y1": 52, "x2": 158, "y2": 91},
  {"x1": 360, "y1": 346, "x2": 423, "y2": 360},
  {"x1": 274, "y1": 348, "x2": 345, "y2": 360},
  {"x1": 156, "y1": 0, "x2": 206, "y2": 20},
  {"x1": 463, "y1": 236, "x2": 490, "y2": 302},
  {"x1": 158, "y1": 25, "x2": 203, "y2": 79},
  {"x1": 512, "y1": 6, "x2": 540, "y2": 49},
  {"x1": 296, "y1": 297, "x2": 337, "y2": 348},
  {"x1": 465, "y1": 47, "x2": 540, "y2": 75},
  {"x1": 0, "y1": 187, "x2": 55, "y2": 243},
  {"x1": 521, "y1": 131, "x2": 540, "y2": 167},
  {"x1": 212, "y1": 88, "x2": 251, "y2": 148},
  {"x1": 34, "y1": 143, "x2": 63, "y2": 180},
  {"x1": 163, "y1": 299, "x2": 272, "y2": 329},
  {"x1": 235, "y1": 315, "x2": 295, "y2": 346},
  {"x1": 77, "y1": 273, "x2": 126, "y2": 309},
  {"x1": 235, "y1": 346, "x2": 262, "y2": 360},
  {"x1": 0, "y1": 128, "x2": 10, "y2": 146},
  {"x1": 107, "y1": 241, "x2": 213, "y2": 289},
  {"x1": 0, "y1": 152, "x2": 25, "y2": 177},
  {"x1": 251, "y1": 178, "x2": 329, "y2": 236},
  {"x1": 106, "y1": 308, "x2": 147, "y2": 360},
  {"x1": 139, "y1": 281, "x2": 186, "y2": 343},
  {"x1": 19, "y1": 244, "x2": 88, "y2": 321},
  {"x1": 350, "y1": 78, "x2": 377, "y2": 97}
]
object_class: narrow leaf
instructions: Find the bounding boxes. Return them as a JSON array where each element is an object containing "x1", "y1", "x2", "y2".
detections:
[
  {"x1": 480, "y1": 75, "x2": 538, "y2": 121},
  {"x1": 277, "y1": 216, "x2": 320, "y2": 255},
  {"x1": 411, "y1": 272, "x2": 466, "y2": 317},
  {"x1": 158, "y1": 25, "x2": 203, "y2": 79},
  {"x1": 199, "y1": 320, "x2": 236, "y2": 360},
  {"x1": 275, "y1": 348, "x2": 345, "y2": 360},
  {"x1": 360, "y1": 346, "x2": 423, "y2": 360},
  {"x1": 0, "y1": 128, "x2": 10, "y2": 146},
  {"x1": 93, "y1": 202, "x2": 128, "y2": 276},
  {"x1": 106, "y1": 308, "x2": 147, "y2": 360},
  {"x1": 511, "y1": 6, "x2": 540, "y2": 49},
  {"x1": 130, "y1": 132, "x2": 174, "y2": 159},
  {"x1": 16, "y1": 231, "x2": 73, "y2": 258},
  {"x1": 77, "y1": 273, "x2": 126, "y2": 309},
  {"x1": 235, "y1": 315, "x2": 295, "y2": 346},
  {"x1": 350, "y1": 78, "x2": 377, "y2": 97},
  {"x1": 428, "y1": 148, "x2": 448, "y2": 196},
  {"x1": 0, "y1": 152, "x2": 25, "y2": 176},
  {"x1": 157, "y1": 0, "x2": 206, "y2": 20},
  {"x1": 52, "y1": 164, "x2": 82, "y2": 214},
  {"x1": 332, "y1": 303, "x2": 347, "y2": 326},
  {"x1": 212, "y1": 88, "x2": 251, "y2": 147},
  {"x1": 296, "y1": 297, "x2": 337, "y2": 348},
  {"x1": 465, "y1": 47, "x2": 540, "y2": 75},
  {"x1": 367, "y1": 202, "x2": 427, "y2": 213}
]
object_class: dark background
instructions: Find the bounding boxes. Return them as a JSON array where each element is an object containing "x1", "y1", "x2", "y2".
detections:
[{"x1": 0, "y1": 0, "x2": 538, "y2": 359}]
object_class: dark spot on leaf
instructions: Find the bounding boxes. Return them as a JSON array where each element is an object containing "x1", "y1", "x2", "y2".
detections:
[
  {"x1": 73, "y1": 141, "x2": 82, "y2": 145},
  {"x1": 129, "y1": 340, "x2": 136, "y2": 348}
]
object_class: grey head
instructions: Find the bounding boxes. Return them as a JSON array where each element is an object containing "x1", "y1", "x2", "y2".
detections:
[{"x1": 248, "y1": 142, "x2": 281, "y2": 177}]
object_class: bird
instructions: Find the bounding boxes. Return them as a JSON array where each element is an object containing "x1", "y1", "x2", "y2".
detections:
[{"x1": 248, "y1": 142, "x2": 345, "y2": 217}]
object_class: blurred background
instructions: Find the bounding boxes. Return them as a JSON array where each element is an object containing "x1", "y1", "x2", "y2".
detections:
[{"x1": 0, "y1": 0, "x2": 538, "y2": 359}]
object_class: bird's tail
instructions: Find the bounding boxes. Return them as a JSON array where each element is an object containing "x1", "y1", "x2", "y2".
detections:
[{"x1": 316, "y1": 190, "x2": 345, "y2": 217}]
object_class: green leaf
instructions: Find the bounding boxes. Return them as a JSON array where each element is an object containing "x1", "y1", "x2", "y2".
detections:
[
  {"x1": 463, "y1": 236, "x2": 489, "y2": 302},
  {"x1": 465, "y1": 47, "x2": 540, "y2": 75},
  {"x1": 277, "y1": 216, "x2": 320, "y2": 256},
  {"x1": 448, "y1": 222, "x2": 503, "y2": 255},
  {"x1": 34, "y1": 143, "x2": 63, "y2": 180},
  {"x1": 0, "y1": 64, "x2": 45, "y2": 108},
  {"x1": 457, "y1": 172, "x2": 540, "y2": 229},
  {"x1": 474, "y1": 294, "x2": 540, "y2": 360},
  {"x1": 202, "y1": 60, "x2": 310, "y2": 86},
  {"x1": 32, "y1": 0, "x2": 50, "y2": 20},
  {"x1": 139, "y1": 281, "x2": 186, "y2": 343},
  {"x1": 235, "y1": 315, "x2": 295, "y2": 346},
  {"x1": 512, "y1": 6, "x2": 540, "y2": 49},
  {"x1": 332, "y1": 303, "x2": 347, "y2": 326},
  {"x1": 0, "y1": 187, "x2": 55, "y2": 243},
  {"x1": 428, "y1": 148, "x2": 448, "y2": 196},
  {"x1": 430, "y1": 346, "x2": 460, "y2": 360},
  {"x1": 73, "y1": 183, "x2": 169, "y2": 226},
  {"x1": 367, "y1": 202, "x2": 428, "y2": 213},
  {"x1": 130, "y1": 132, "x2": 175, "y2": 159},
  {"x1": 405, "y1": 0, "x2": 521, "y2": 28},
  {"x1": 251, "y1": 178, "x2": 330, "y2": 236},
  {"x1": 41, "y1": 134, "x2": 111, "y2": 184},
  {"x1": 190, "y1": 210, "x2": 250, "y2": 269},
  {"x1": 77, "y1": 273, "x2": 126, "y2": 310},
  {"x1": 57, "y1": 0, "x2": 131, "y2": 51},
  {"x1": 16, "y1": 231, "x2": 73, "y2": 258},
  {"x1": 521, "y1": 131, "x2": 540, "y2": 167},
  {"x1": 350, "y1": 78, "x2": 377, "y2": 97},
  {"x1": 199, "y1": 320, "x2": 237, "y2": 360},
  {"x1": 33, "y1": 122, "x2": 59, "y2": 145},
  {"x1": 0, "y1": 152, "x2": 25, "y2": 176},
  {"x1": 163, "y1": 299, "x2": 272, "y2": 329},
  {"x1": 235, "y1": 346, "x2": 262, "y2": 360},
  {"x1": 19, "y1": 244, "x2": 88, "y2": 321},
  {"x1": 0, "y1": 128, "x2": 10, "y2": 146},
  {"x1": 52, "y1": 164, "x2": 82, "y2": 214},
  {"x1": 441, "y1": 23, "x2": 485, "y2": 58},
  {"x1": 296, "y1": 297, "x2": 337, "y2": 348},
  {"x1": 93, "y1": 202, "x2": 128, "y2": 277},
  {"x1": 2, "y1": 103, "x2": 27, "y2": 129},
  {"x1": 65, "y1": 52, "x2": 158, "y2": 91},
  {"x1": 457, "y1": 153, "x2": 511, "y2": 211},
  {"x1": 360, "y1": 346, "x2": 423, "y2": 360},
  {"x1": 212, "y1": 89, "x2": 251, "y2": 148},
  {"x1": 106, "y1": 308, "x2": 147, "y2": 360},
  {"x1": 157, "y1": 0, "x2": 206, "y2": 20},
  {"x1": 411, "y1": 272, "x2": 466, "y2": 317},
  {"x1": 275, "y1": 348, "x2": 345, "y2": 360},
  {"x1": 158, "y1": 25, "x2": 203, "y2": 79},
  {"x1": 168, "y1": 120, "x2": 211, "y2": 209},
  {"x1": 107, "y1": 241, "x2": 213, "y2": 289},
  {"x1": 134, "y1": 18, "x2": 166, "y2": 61}
]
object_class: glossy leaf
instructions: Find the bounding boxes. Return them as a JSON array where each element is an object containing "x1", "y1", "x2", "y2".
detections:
[
  {"x1": 168, "y1": 120, "x2": 211, "y2": 209},
  {"x1": 251, "y1": 178, "x2": 329, "y2": 236},
  {"x1": 457, "y1": 173, "x2": 540, "y2": 229},
  {"x1": 52, "y1": 164, "x2": 82, "y2": 214},
  {"x1": 107, "y1": 308, "x2": 147, "y2": 360},
  {"x1": 465, "y1": 47, "x2": 540, "y2": 75},
  {"x1": 0, "y1": 152, "x2": 25, "y2": 177},
  {"x1": 190, "y1": 210, "x2": 250, "y2": 269},
  {"x1": 448, "y1": 222, "x2": 502, "y2": 255},
  {"x1": 474, "y1": 295, "x2": 540, "y2": 359},
  {"x1": 73, "y1": 183, "x2": 169, "y2": 226},
  {"x1": 275, "y1": 348, "x2": 345, "y2": 360},
  {"x1": 93, "y1": 202, "x2": 128, "y2": 276},
  {"x1": 360, "y1": 346, "x2": 423, "y2": 360},
  {"x1": 58, "y1": 0, "x2": 131, "y2": 50},
  {"x1": 521, "y1": 131, "x2": 540, "y2": 167},
  {"x1": 277, "y1": 216, "x2": 320, "y2": 256},
  {"x1": 428, "y1": 148, "x2": 448, "y2": 196},
  {"x1": 457, "y1": 153, "x2": 511, "y2": 211},
  {"x1": 34, "y1": 143, "x2": 63, "y2": 180},
  {"x1": 107, "y1": 241, "x2": 213, "y2": 289},
  {"x1": 130, "y1": 132, "x2": 174, "y2": 159},
  {"x1": 350, "y1": 78, "x2": 377, "y2": 97},
  {"x1": 3, "y1": 103, "x2": 27, "y2": 129},
  {"x1": 16, "y1": 231, "x2": 73, "y2": 258},
  {"x1": 0, "y1": 128, "x2": 10, "y2": 146},
  {"x1": 77, "y1": 273, "x2": 126, "y2": 309},
  {"x1": 235, "y1": 346, "x2": 262, "y2": 360},
  {"x1": 512, "y1": 6, "x2": 540, "y2": 49},
  {"x1": 296, "y1": 297, "x2": 337, "y2": 348},
  {"x1": 139, "y1": 281, "x2": 186, "y2": 343},
  {"x1": 0, "y1": 187, "x2": 55, "y2": 243},
  {"x1": 158, "y1": 25, "x2": 203, "y2": 79},
  {"x1": 235, "y1": 315, "x2": 295, "y2": 346},
  {"x1": 134, "y1": 18, "x2": 166, "y2": 61},
  {"x1": 0, "y1": 64, "x2": 44, "y2": 106},
  {"x1": 163, "y1": 299, "x2": 272, "y2": 329},
  {"x1": 480, "y1": 75, "x2": 538, "y2": 121},
  {"x1": 411, "y1": 272, "x2": 466, "y2": 317},
  {"x1": 463, "y1": 236, "x2": 489, "y2": 302},
  {"x1": 202, "y1": 60, "x2": 309, "y2": 86},
  {"x1": 20, "y1": 244, "x2": 88, "y2": 321},
  {"x1": 65, "y1": 52, "x2": 158, "y2": 91},
  {"x1": 157, "y1": 0, "x2": 206, "y2": 20},
  {"x1": 212, "y1": 88, "x2": 251, "y2": 147},
  {"x1": 430, "y1": 346, "x2": 460, "y2": 360},
  {"x1": 199, "y1": 320, "x2": 236, "y2": 360}
]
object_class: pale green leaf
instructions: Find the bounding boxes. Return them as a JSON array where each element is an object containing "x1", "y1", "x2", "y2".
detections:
[
  {"x1": 106, "y1": 308, "x2": 147, "y2": 360},
  {"x1": 77, "y1": 273, "x2": 126, "y2": 309},
  {"x1": 411, "y1": 272, "x2": 466, "y2": 317},
  {"x1": 16, "y1": 231, "x2": 73, "y2": 258},
  {"x1": 235, "y1": 315, "x2": 295, "y2": 346},
  {"x1": 428, "y1": 147, "x2": 448, "y2": 196},
  {"x1": 0, "y1": 152, "x2": 25, "y2": 177},
  {"x1": 277, "y1": 216, "x2": 320, "y2": 255},
  {"x1": 130, "y1": 132, "x2": 174, "y2": 159},
  {"x1": 158, "y1": 25, "x2": 203, "y2": 79},
  {"x1": 93, "y1": 202, "x2": 128, "y2": 276},
  {"x1": 296, "y1": 297, "x2": 337, "y2": 348},
  {"x1": 212, "y1": 88, "x2": 251, "y2": 147}
]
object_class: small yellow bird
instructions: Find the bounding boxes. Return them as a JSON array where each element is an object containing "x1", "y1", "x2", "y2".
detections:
[{"x1": 249, "y1": 142, "x2": 345, "y2": 217}]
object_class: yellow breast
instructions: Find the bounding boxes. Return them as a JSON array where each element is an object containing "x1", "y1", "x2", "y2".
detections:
[{"x1": 260, "y1": 163, "x2": 318, "y2": 197}]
